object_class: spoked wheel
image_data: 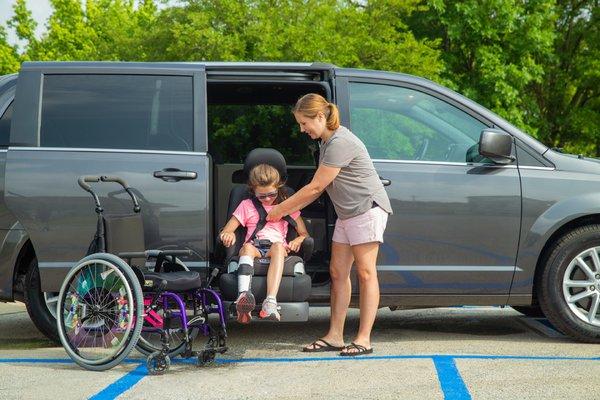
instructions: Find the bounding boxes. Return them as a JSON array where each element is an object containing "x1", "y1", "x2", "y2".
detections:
[
  {"x1": 57, "y1": 253, "x2": 143, "y2": 371},
  {"x1": 197, "y1": 350, "x2": 215, "y2": 367},
  {"x1": 561, "y1": 247, "x2": 600, "y2": 326},
  {"x1": 136, "y1": 294, "x2": 200, "y2": 358},
  {"x1": 146, "y1": 351, "x2": 170, "y2": 375}
]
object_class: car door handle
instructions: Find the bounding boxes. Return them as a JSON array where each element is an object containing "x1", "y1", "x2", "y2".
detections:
[
  {"x1": 380, "y1": 176, "x2": 391, "y2": 186},
  {"x1": 153, "y1": 168, "x2": 197, "y2": 182}
]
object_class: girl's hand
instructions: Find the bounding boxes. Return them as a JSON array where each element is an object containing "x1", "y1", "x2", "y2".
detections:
[
  {"x1": 266, "y1": 204, "x2": 284, "y2": 222},
  {"x1": 288, "y1": 236, "x2": 305, "y2": 253},
  {"x1": 220, "y1": 231, "x2": 236, "y2": 247}
]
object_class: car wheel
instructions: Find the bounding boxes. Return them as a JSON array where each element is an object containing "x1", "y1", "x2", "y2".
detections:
[
  {"x1": 538, "y1": 225, "x2": 600, "y2": 343},
  {"x1": 24, "y1": 257, "x2": 60, "y2": 343}
]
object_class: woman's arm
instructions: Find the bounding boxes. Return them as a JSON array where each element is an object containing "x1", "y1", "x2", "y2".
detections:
[
  {"x1": 267, "y1": 165, "x2": 341, "y2": 221},
  {"x1": 294, "y1": 216, "x2": 309, "y2": 238}
]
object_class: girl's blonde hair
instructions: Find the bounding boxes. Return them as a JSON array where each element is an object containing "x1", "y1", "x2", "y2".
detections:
[
  {"x1": 248, "y1": 164, "x2": 287, "y2": 202},
  {"x1": 292, "y1": 93, "x2": 340, "y2": 131}
]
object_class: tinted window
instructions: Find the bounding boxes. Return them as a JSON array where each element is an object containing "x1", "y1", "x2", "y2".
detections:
[
  {"x1": 41, "y1": 75, "x2": 193, "y2": 151},
  {"x1": 349, "y1": 83, "x2": 490, "y2": 163},
  {"x1": 0, "y1": 101, "x2": 12, "y2": 148}
]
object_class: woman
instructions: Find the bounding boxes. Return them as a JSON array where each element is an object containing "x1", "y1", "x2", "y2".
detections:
[{"x1": 266, "y1": 93, "x2": 392, "y2": 356}]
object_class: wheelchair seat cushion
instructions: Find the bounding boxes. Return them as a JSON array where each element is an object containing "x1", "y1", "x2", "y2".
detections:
[{"x1": 143, "y1": 271, "x2": 202, "y2": 291}]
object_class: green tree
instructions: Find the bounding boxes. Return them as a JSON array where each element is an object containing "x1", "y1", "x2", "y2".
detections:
[
  {"x1": 408, "y1": 0, "x2": 557, "y2": 134},
  {"x1": 0, "y1": 25, "x2": 20, "y2": 75},
  {"x1": 409, "y1": 0, "x2": 600, "y2": 156},
  {"x1": 145, "y1": 0, "x2": 443, "y2": 78},
  {"x1": 7, "y1": 0, "x2": 38, "y2": 55},
  {"x1": 536, "y1": 1, "x2": 599, "y2": 155}
]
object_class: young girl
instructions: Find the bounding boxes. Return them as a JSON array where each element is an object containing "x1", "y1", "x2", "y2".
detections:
[{"x1": 219, "y1": 163, "x2": 308, "y2": 323}]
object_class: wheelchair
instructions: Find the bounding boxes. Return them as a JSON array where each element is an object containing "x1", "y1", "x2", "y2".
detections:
[
  {"x1": 218, "y1": 148, "x2": 314, "y2": 321},
  {"x1": 56, "y1": 176, "x2": 227, "y2": 374}
]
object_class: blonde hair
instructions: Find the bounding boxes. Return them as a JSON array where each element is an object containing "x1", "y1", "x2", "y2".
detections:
[
  {"x1": 248, "y1": 164, "x2": 287, "y2": 202},
  {"x1": 292, "y1": 93, "x2": 340, "y2": 131}
]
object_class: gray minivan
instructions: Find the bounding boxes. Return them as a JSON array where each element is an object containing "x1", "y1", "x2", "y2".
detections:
[{"x1": 1, "y1": 61, "x2": 599, "y2": 343}]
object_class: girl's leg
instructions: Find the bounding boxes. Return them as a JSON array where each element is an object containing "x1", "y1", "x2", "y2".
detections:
[
  {"x1": 236, "y1": 243, "x2": 261, "y2": 324},
  {"x1": 238, "y1": 243, "x2": 261, "y2": 292},
  {"x1": 342, "y1": 241, "x2": 380, "y2": 354},
  {"x1": 304, "y1": 241, "x2": 354, "y2": 349},
  {"x1": 265, "y1": 242, "x2": 286, "y2": 298}
]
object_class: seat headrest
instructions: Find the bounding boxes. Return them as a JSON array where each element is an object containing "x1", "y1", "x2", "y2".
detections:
[{"x1": 242, "y1": 148, "x2": 287, "y2": 182}]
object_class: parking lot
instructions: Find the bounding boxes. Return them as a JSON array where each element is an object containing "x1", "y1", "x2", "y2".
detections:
[{"x1": 0, "y1": 302, "x2": 598, "y2": 400}]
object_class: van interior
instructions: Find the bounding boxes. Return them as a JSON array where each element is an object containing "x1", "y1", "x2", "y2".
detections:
[{"x1": 207, "y1": 79, "x2": 333, "y2": 293}]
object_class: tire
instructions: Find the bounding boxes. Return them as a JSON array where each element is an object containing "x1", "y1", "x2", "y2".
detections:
[
  {"x1": 57, "y1": 253, "x2": 144, "y2": 371},
  {"x1": 538, "y1": 225, "x2": 600, "y2": 343},
  {"x1": 512, "y1": 305, "x2": 545, "y2": 318},
  {"x1": 24, "y1": 257, "x2": 60, "y2": 344}
]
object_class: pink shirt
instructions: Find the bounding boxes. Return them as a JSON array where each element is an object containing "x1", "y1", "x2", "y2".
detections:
[{"x1": 232, "y1": 199, "x2": 301, "y2": 245}]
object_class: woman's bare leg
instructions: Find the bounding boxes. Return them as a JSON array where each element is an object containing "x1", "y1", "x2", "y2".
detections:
[
  {"x1": 342, "y1": 241, "x2": 380, "y2": 354},
  {"x1": 304, "y1": 241, "x2": 354, "y2": 349}
]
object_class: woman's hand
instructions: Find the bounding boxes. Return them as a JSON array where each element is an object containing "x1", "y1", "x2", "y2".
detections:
[
  {"x1": 266, "y1": 204, "x2": 285, "y2": 222},
  {"x1": 287, "y1": 236, "x2": 305, "y2": 253},
  {"x1": 219, "y1": 231, "x2": 236, "y2": 247}
]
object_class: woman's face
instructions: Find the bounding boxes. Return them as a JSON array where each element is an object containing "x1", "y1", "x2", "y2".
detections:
[
  {"x1": 254, "y1": 184, "x2": 279, "y2": 206},
  {"x1": 294, "y1": 111, "x2": 327, "y2": 140}
]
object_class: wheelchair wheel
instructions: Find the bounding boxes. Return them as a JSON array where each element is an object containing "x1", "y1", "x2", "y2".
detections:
[
  {"x1": 57, "y1": 253, "x2": 143, "y2": 371},
  {"x1": 146, "y1": 351, "x2": 171, "y2": 375},
  {"x1": 136, "y1": 295, "x2": 200, "y2": 358}
]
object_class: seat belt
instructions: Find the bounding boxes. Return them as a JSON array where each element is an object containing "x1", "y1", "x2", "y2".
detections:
[{"x1": 247, "y1": 196, "x2": 297, "y2": 243}]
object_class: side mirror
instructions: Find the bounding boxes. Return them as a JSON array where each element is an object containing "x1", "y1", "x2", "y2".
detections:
[{"x1": 478, "y1": 129, "x2": 515, "y2": 164}]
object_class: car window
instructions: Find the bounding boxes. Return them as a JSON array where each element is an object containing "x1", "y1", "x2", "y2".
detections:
[
  {"x1": 349, "y1": 82, "x2": 490, "y2": 163},
  {"x1": 40, "y1": 75, "x2": 193, "y2": 151},
  {"x1": 0, "y1": 101, "x2": 12, "y2": 148}
]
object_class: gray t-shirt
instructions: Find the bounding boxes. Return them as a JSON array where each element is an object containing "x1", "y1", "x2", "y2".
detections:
[{"x1": 319, "y1": 125, "x2": 393, "y2": 220}]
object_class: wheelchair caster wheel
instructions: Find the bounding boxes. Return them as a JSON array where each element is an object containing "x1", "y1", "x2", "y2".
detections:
[
  {"x1": 197, "y1": 350, "x2": 215, "y2": 367},
  {"x1": 147, "y1": 352, "x2": 171, "y2": 375}
]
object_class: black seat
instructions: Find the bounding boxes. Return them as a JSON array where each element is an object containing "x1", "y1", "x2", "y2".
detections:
[
  {"x1": 143, "y1": 271, "x2": 203, "y2": 292},
  {"x1": 218, "y1": 148, "x2": 313, "y2": 304}
]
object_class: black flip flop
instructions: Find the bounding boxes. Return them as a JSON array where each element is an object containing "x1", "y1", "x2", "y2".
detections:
[
  {"x1": 339, "y1": 342, "x2": 373, "y2": 357},
  {"x1": 302, "y1": 338, "x2": 344, "y2": 353}
]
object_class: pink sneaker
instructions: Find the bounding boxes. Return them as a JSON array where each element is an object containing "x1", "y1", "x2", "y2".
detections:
[
  {"x1": 235, "y1": 291, "x2": 255, "y2": 324},
  {"x1": 259, "y1": 297, "x2": 280, "y2": 321}
]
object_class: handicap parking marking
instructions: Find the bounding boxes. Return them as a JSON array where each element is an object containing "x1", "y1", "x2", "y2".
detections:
[
  {"x1": 2, "y1": 353, "x2": 598, "y2": 400},
  {"x1": 432, "y1": 356, "x2": 471, "y2": 400},
  {"x1": 89, "y1": 363, "x2": 148, "y2": 400}
]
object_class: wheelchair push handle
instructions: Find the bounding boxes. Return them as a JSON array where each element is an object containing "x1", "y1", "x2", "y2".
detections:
[
  {"x1": 78, "y1": 176, "x2": 101, "y2": 193},
  {"x1": 101, "y1": 176, "x2": 141, "y2": 213},
  {"x1": 100, "y1": 175, "x2": 130, "y2": 189}
]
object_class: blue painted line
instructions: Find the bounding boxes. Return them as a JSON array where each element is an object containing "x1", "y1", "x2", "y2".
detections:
[
  {"x1": 433, "y1": 356, "x2": 471, "y2": 400},
  {"x1": 89, "y1": 363, "x2": 147, "y2": 400},
  {"x1": 1, "y1": 354, "x2": 598, "y2": 365}
]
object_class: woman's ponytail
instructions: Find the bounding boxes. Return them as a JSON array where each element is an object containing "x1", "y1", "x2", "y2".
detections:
[{"x1": 293, "y1": 93, "x2": 340, "y2": 131}]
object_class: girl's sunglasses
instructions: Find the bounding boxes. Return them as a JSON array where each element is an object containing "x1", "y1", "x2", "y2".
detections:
[{"x1": 255, "y1": 190, "x2": 278, "y2": 200}]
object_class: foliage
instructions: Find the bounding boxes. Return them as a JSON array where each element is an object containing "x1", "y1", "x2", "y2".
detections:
[{"x1": 0, "y1": 0, "x2": 598, "y2": 156}]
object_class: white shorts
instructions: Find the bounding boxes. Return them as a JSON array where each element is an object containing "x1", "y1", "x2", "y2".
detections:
[{"x1": 332, "y1": 206, "x2": 389, "y2": 246}]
